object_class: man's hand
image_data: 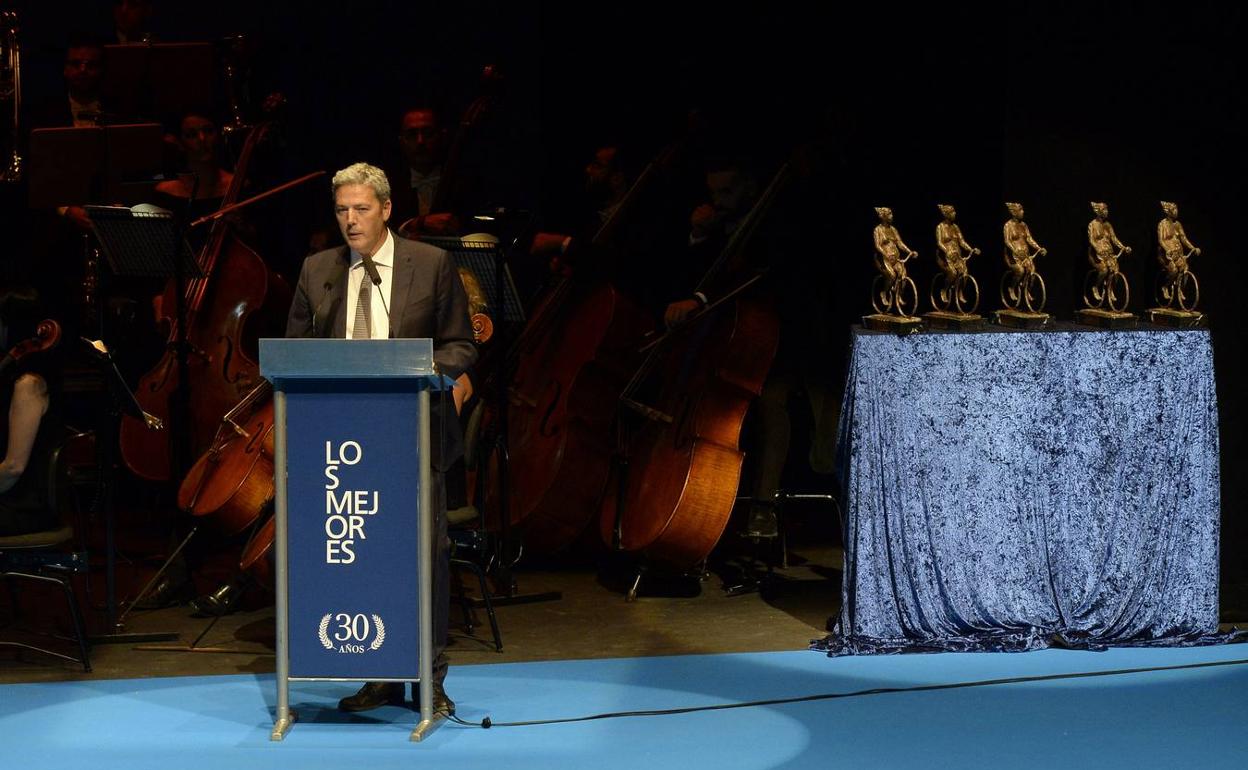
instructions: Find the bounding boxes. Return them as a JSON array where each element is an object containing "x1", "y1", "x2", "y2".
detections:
[
  {"x1": 398, "y1": 212, "x2": 460, "y2": 238},
  {"x1": 690, "y1": 203, "x2": 719, "y2": 241},
  {"x1": 453, "y1": 373, "x2": 474, "y2": 416},
  {"x1": 664, "y1": 298, "x2": 701, "y2": 327},
  {"x1": 64, "y1": 205, "x2": 93, "y2": 232}
]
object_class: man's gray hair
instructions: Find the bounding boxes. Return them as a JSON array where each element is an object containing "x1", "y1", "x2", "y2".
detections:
[{"x1": 332, "y1": 162, "x2": 391, "y2": 203}]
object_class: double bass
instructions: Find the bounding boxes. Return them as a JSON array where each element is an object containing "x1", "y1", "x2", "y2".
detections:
[
  {"x1": 119, "y1": 116, "x2": 292, "y2": 481},
  {"x1": 601, "y1": 158, "x2": 794, "y2": 570},
  {"x1": 486, "y1": 136, "x2": 704, "y2": 552}
]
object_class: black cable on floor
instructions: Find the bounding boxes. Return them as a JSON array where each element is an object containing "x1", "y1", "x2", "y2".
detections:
[{"x1": 445, "y1": 656, "x2": 1248, "y2": 729}]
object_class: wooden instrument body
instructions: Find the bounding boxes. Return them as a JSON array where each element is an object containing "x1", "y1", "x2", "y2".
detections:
[
  {"x1": 177, "y1": 395, "x2": 275, "y2": 537},
  {"x1": 603, "y1": 296, "x2": 778, "y2": 569},
  {"x1": 120, "y1": 236, "x2": 288, "y2": 481},
  {"x1": 494, "y1": 283, "x2": 652, "y2": 552}
]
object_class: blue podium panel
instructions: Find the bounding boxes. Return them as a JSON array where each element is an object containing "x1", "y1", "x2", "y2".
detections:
[
  {"x1": 285, "y1": 381, "x2": 422, "y2": 680},
  {"x1": 815, "y1": 327, "x2": 1225, "y2": 656}
]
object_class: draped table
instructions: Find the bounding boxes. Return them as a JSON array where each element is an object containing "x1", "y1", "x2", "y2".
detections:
[{"x1": 814, "y1": 326, "x2": 1227, "y2": 655}]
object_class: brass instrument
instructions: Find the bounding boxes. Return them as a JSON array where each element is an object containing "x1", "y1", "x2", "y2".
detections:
[{"x1": 0, "y1": 9, "x2": 21, "y2": 182}]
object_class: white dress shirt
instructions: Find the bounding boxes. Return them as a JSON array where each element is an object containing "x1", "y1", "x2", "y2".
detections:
[{"x1": 345, "y1": 229, "x2": 395, "y2": 340}]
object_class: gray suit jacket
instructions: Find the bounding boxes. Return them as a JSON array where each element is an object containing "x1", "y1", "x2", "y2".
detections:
[{"x1": 285, "y1": 232, "x2": 477, "y2": 469}]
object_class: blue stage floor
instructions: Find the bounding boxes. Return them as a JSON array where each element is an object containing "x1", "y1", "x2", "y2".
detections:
[{"x1": 3, "y1": 645, "x2": 1246, "y2": 769}]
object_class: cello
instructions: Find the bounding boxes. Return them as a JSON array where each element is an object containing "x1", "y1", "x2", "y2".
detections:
[
  {"x1": 119, "y1": 114, "x2": 292, "y2": 481},
  {"x1": 600, "y1": 157, "x2": 794, "y2": 570}
]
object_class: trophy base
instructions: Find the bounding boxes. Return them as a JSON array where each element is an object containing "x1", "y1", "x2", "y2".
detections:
[
  {"x1": 922, "y1": 311, "x2": 984, "y2": 330},
  {"x1": 863, "y1": 313, "x2": 924, "y2": 334},
  {"x1": 992, "y1": 309, "x2": 1051, "y2": 329},
  {"x1": 1075, "y1": 308, "x2": 1136, "y2": 328},
  {"x1": 1144, "y1": 308, "x2": 1206, "y2": 328}
]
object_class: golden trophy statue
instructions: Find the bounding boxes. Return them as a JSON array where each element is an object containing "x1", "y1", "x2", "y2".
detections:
[
  {"x1": 994, "y1": 202, "x2": 1050, "y2": 328},
  {"x1": 1076, "y1": 201, "x2": 1135, "y2": 327},
  {"x1": 864, "y1": 206, "x2": 923, "y2": 332},
  {"x1": 923, "y1": 203, "x2": 983, "y2": 328},
  {"x1": 1146, "y1": 201, "x2": 1204, "y2": 326}
]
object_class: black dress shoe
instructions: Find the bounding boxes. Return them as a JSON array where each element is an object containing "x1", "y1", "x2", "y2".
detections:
[
  {"x1": 432, "y1": 682, "x2": 455, "y2": 716},
  {"x1": 190, "y1": 582, "x2": 242, "y2": 617},
  {"x1": 338, "y1": 682, "x2": 405, "y2": 712}
]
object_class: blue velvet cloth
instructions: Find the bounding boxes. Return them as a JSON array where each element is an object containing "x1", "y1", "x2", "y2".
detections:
[{"x1": 814, "y1": 327, "x2": 1232, "y2": 656}]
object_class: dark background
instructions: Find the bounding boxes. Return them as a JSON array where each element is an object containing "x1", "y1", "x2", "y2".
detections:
[{"x1": 9, "y1": 1, "x2": 1246, "y2": 579}]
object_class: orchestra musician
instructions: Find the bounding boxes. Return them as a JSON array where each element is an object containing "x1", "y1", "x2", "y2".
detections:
[{"x1": 0, "y1": 291, "x2": 63, "y2": 538}]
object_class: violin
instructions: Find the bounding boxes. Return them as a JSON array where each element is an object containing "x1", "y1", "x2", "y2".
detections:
[{"x1": 0, "y1": 319, "x2": 61, "y2": 377}]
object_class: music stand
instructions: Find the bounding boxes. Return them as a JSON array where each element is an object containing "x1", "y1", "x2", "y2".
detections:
[
  {"x1": 420, "y1": 235, "x2": 526, "y2": 327},
  {"x1": 87, "y1": 205, "x2": 198, "y2": 279},
  {"x1": 27, "y1": 124, "x2": 163, "y2": 208},
  {"x1": 87, "y1": 205, "x2": 201, "y2": 644},
  {"x1": 101, "y1": 43, "x2": 215, "y2": 122},
  {"x1": 420, "y1": 232, "x2": 562, "y2": 606}
]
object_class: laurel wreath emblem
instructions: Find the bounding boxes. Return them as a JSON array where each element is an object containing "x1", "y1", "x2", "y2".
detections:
[
  {"x1": 317, "y1": 613, "x2": 333, "y2": 649},
  {"x1": 370, "y1": 614, "x2": 386, "y2": 650}
]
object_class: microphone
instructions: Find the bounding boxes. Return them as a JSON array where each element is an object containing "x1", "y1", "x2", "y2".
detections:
[
  {"x1": 360, "y1": 252, "x2": 391, "y2": 337},
  {"x1": 312, "y1": 261, "x2": 347, "y2": 337}
]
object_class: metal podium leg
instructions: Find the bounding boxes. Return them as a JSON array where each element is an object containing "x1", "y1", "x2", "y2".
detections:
[
  {"x1": 271, "y1": 390, "x2": 296, "y2": 741},
  {"x1": 411, "y1": 387, "x2": 444, "y2": 741}
]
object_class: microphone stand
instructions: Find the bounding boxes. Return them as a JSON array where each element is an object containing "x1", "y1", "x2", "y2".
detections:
[
  {"x1": 82, "y1": 339, "x2": 178, "y2": 645},
  {"x1": 481, "y1": 210, "x2": 560, "y2": 605}
]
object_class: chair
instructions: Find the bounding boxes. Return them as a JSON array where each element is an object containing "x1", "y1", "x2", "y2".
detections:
[
  {"x1": 447, "y1": 399, "x2": 502, "y2": 652},
  {"x1": 0, "y1": 431, "x2": 95, "y2": 672}
]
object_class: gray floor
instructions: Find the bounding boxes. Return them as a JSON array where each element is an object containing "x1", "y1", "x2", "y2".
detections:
[{"x1": 0, "y1": 541, "x2": 844, "y2": 684}]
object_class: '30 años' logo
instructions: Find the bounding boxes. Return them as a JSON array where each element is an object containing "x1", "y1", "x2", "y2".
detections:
[{"x1": 318, "y1": 613, "x2": 386, "y2": 653}]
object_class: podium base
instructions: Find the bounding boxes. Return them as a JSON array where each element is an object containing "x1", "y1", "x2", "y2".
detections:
[
  {"x1": 1145, "y1": 308, "x2": 1206, "y2": 328},
  {"x1": 270, "y1": 709, "x2": 298, "y2": 741},
  {"x1": 993, "y1": 309, "x2": 1051, "y2": 329},
  {"x1": 1075, "y1": 308, "x2": 1136, "y2": 329},
  {"x1": 410, "y1": 712, "x2": 446, "y2": 742},
  {"x1": 923, "y1": 311, "x2": 985, "y2": 330},
  {"x1": 862, "y1": 313, "x2": 923, "y2": 334}
]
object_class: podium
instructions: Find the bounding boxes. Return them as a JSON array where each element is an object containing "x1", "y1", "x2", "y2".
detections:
[{"x1": 260, "y1": 338, "x2": 451, "y2": 742}]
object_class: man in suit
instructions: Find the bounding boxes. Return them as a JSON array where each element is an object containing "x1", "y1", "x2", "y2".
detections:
[{"x1": 286, "y1": 162, "x2": 476, "y2": 715}]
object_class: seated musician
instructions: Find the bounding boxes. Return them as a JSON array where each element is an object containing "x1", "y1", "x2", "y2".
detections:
[
  {"x1": 662, "y1": 157, "x2": 759, "y2": 327},
  {"x1": 391, "y1": 106, "x2": 461, "y2": 237},
  {"x1": 112, "y1": 0, "x2": 156, "y2": 44},
  {"x1": 154, "y1": 113, "x2": 234, "y2": 206},
  {"x1": 0, "y1": 290, "x2": 63, "y2": 538}
]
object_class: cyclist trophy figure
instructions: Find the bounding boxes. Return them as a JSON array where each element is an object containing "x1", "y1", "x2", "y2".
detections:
[
  {"x1": 1147, "y1": 200, "x2": 1203, "y2": 325},
  {"x1": 926, "y1": 203, "x2": 982, "y2": 324},
  {"x1": 995, "y1": 201, "x2": 1050, "y2": 327},
  {"x1": 864, "y1": 206, "x2": 922, "y2": 331},
  {"x1": 1077, "y1": 201, "x2": 1134, "y2": 326}
]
